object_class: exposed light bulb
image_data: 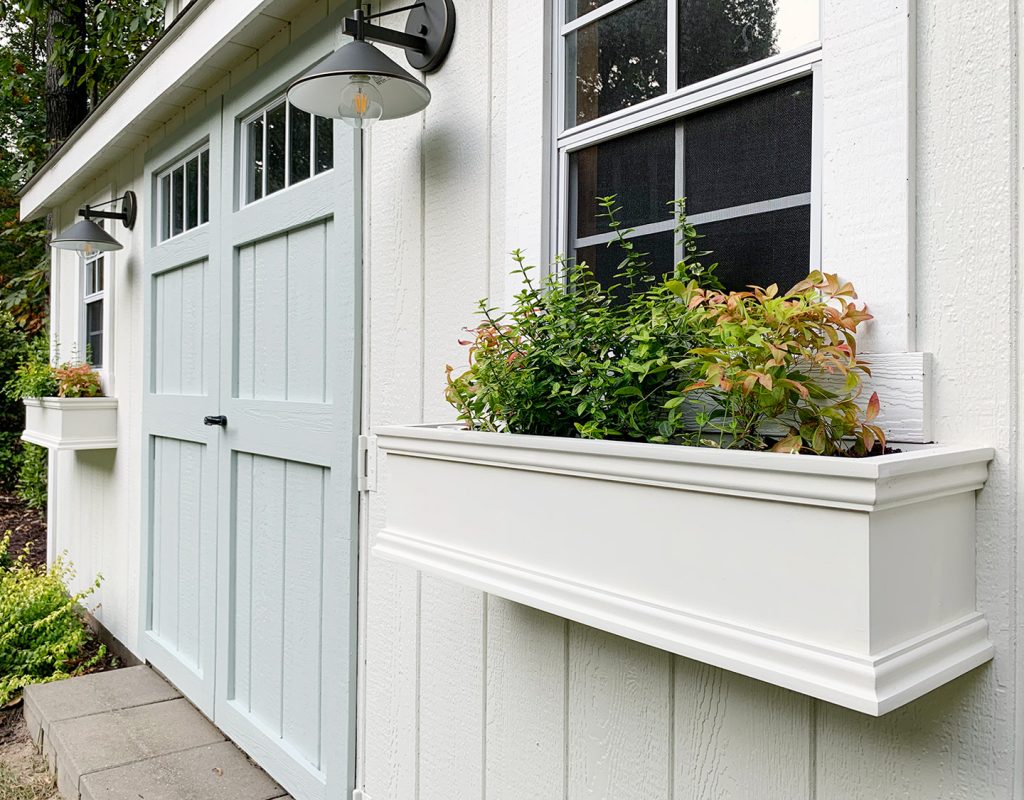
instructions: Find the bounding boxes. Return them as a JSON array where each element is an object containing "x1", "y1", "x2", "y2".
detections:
[
  {"x1": 339, "y1": 76, "x2": 384, "y2": 130},
  {"x1": 81, "y1": 242, "x2": 95, "y2": 257}
]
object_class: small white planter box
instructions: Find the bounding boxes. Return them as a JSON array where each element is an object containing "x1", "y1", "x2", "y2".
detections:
[
  {"x1": 375, "y1": 424, "x2": 995, "y2": 715},
  {"x1": 22, "y1": 398, "x2": 118, "y2": 451}
]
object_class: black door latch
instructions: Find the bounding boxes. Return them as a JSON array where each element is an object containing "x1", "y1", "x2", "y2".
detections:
[{"x1": 203, "y1": 415, "x2": 227, "y2": 427}]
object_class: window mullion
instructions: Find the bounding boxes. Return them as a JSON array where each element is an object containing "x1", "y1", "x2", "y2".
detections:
[
  {"x1": 284, "y1": 102, "x2": 292, "y2": 189},
  {"x1": 674, "y1": 121, "x2": 684, "y2": 265},
  {"x1": 666, "y1": 0, "x2": 678, "y2": 95},
  {"x1": 561, "y1": 0, "x2": 641, "y2": 35},
  {"x1": 262, "y1": 111, "x2": 269, "y2": 198}
]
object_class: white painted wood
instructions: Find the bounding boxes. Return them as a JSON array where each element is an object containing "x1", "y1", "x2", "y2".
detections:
[
  {"x1": 673, "y1": 661, "x2": 812, "y2": 799},
  {"x1": 820, "y1": 0, "x2": 914, "y2": 353},
  {"x1": 567, "y1": 625, "x2": 673, "y2": 800},
  {"x1": 485, "y1": 601, "x2": 566, "y2": 800},
  {"x1": 375, "y1": 424, "x2": 994, "y2": 715},
  {"x1": 21, "y1": 398, "x2": 118, "y2": 450}
]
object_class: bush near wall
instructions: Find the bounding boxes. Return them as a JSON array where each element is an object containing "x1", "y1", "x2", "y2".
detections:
[
  {"x1": 0, "y1": 313, "x2": 28, "y2": 491},
  {"x1": 0, "y1": 534, "x2": 105, "y2": 705}
]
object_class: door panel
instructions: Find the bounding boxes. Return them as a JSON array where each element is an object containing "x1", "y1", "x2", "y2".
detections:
[
  {"x1": 235, "y1": 223, "x2": 330, "y2": 404},
  {"x1": 229, "y1": 453, "x2": 328, "y2": 770},
  {"x1": 149, "y1": 437, "x2": 211, "y2": 672},
  {"x1": 142, "y1": 127, "x2": 221, "y2": 716},
  {"x1": 143, "y1": 33, "x2": 358, "y2": 800}
]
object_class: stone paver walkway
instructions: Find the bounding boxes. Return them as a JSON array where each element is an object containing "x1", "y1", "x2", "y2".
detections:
[{"x1": 23, "y1": 666, "x2": 291, "y2": 800}]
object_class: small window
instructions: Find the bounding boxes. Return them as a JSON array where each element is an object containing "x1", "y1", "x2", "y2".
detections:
[
  {"x1": 559, "y1": 0, "x2": 820, "y2": 292},
  {"x1": 242, "y1": 98, "x2": 334, "y2": 206},
  {"x1": 156, "y1": 144, "x2": 210, "y2": 243},
  {"x1": 82, "y1": 235, "x2": 105, "y2": 368}
]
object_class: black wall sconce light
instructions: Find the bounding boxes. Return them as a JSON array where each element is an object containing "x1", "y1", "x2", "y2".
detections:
[
  {"x1": 288, "y1": 0, "x2": 456, "y2": 129},
  {"x1": 51, "y1": 191, "x2": 137, "y2": 255}
]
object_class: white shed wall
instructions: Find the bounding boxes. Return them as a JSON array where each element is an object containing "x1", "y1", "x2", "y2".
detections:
[
  {"x1": 361, "y1": 1, "x2": 1022, "y2": 799},
  {"x1": 39, "y1": 0, "x2": 1021, "y2": 797}
]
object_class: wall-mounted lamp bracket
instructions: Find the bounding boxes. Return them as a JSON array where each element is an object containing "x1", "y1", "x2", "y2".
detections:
[
  {"x1": 78, "y1": 191, "x2": 137, "y2": 230},
  {"x1": 342, "y1": 0, "x2": 455, "y2": 73}
]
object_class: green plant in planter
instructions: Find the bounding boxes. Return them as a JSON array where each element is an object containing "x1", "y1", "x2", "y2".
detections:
[
  {"x1": 5, "y1": 338, "x2": 103, "y2": 400},
  {"x1": 446, "y1": 197, "x2": 884, "y2": 456}
]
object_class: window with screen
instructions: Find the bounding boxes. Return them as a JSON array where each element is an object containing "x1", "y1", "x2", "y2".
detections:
[
  {"x1": 156, "y1": 144, "x2": 210, "y2": 243},
  {"x1": 559, "y1": 0, "x2": 821, "y2": 291},
  {"x1": 242, "y1": 97, "x2": 334, "y2": 206},
  {"x1": 82, "y1": 235, "x2": 105, "y2": 368}
]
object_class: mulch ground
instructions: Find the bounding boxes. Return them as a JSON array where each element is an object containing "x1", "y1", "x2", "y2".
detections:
[{"x1": 0, "y1": 494, "x2": 45, "y2": 570}]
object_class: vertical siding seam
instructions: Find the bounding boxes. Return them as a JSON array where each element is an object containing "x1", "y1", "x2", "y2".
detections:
[
  {"x1": 316, "y1": 467, "x2": 326, "y2": 767},
  {"x1": 808, "y1": 701, "x2": 817, "y2": 800},
  {"x1": 482, "y1": 9, "x2": 495, "y2": 799},
  {"x1": 415, "y1": 570, "x2": 423, "y2": 800},
  {"x1": 279, "y1": 461, "x2": 288, "y2": 736},
  {"x1": 175, "y1": 441, "x2": 182, "y2": 649},
  {"x1": 667, "y1": 657, "x2": 675, "y2": 800},
  {"x1": 481, "y1": 592, "x2": 488, "y2": 800},
  {"x1": 248, "y1": 456, "x2": 255, "y2": 711},
  {"x1": 284, "y1": 233, "x2": 291, "y2": 400},
  {"x1": 562, "y1": 619, "x2": 570, "y2": 800},
  {"x1": 1013, "y1": 0, "x2": 1024, "y2": 793}
]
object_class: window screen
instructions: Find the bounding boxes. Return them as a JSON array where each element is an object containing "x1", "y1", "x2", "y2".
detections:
[{"x1": 569, "y1": 76, "x2": 814, "y2": 291}]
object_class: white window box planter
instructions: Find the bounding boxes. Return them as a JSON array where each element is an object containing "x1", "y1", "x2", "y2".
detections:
[
  {"x1": 374, "y1": 424, "x2": 995, "y2": 716},
  {"x1": 22, "y1": 397, "x2": 118, "y2": 451}
]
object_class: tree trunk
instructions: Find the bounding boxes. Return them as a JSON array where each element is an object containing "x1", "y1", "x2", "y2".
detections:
[{"x1": 44, "y1": 2, "x2": 88, "y2": 146}]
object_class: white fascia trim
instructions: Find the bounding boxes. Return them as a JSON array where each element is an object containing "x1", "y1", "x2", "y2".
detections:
[{"x1": 19, "y1": 0, "x2": 274, "y2": 220}]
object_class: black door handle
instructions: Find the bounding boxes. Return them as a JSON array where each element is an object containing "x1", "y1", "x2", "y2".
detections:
[{"x1": 203, "y1": 415, "x2": 227, "y2": 427}]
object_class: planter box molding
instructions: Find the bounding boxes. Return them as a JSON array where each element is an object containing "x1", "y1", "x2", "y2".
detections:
[
  {"x1": 22, "y1": 398, "x2": 118, "y2": 450},
  {"x1": 374, "y1": 424, "x2": 994, "y2": 715}
]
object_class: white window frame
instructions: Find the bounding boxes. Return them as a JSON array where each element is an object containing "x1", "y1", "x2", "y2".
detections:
[
  {"x1": 551, "y1": 0, "x2": 824, "y2": 273},
  {"x1": 240, "y1": 95, "x2": 334, "y2": 208},
  {"x1": 155, "y1": 142, "x2": 210, "y2": 244},
  {"x1": 81, "y1": 236, "x2": 107, "y2": 371}
]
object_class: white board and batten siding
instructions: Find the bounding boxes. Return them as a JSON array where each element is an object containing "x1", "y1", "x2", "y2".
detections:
[{"x1": 362, "y1": 3, "x2": 1017, "y2": 800}]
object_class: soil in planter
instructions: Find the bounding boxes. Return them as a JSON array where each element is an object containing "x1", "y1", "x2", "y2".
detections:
[{"x1": 0, "y1": 494, "x2": 45, "y2": 571}]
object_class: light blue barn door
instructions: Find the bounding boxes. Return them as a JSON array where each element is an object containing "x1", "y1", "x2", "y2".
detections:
[
  {"x1": 211, "y1": 49, "x2": 360, "y2": 800},
  {"x1": 141, "y1": 110, "x2": 222, "y2": 717},
  {"x1": 141, "y1": 33, "x2": 359, "y2": 800}
]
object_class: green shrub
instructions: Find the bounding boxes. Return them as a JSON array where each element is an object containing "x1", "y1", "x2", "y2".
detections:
[
  {"x1": 0, "y1": 313, "x2": 28, "y2": 490},
  {"x1": 5, "y1": 334, "x2": 57, "y2": 400},
  {"x1": 0, "y1": 534, "x2": 104, "y2": 705},
  {"x1": 16, "y1": 443, "x2": 47, "y2": 511},
  {"x1": 446, "y1": 197, "x2": 884, "y2": 456}
]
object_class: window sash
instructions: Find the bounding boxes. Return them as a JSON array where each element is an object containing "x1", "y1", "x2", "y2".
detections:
[
  {"x1": 240, "y1": 97, "x2": 334, "y2": 208},
  {"x1": 82, "y1": 248, "x2": 106, "y2": 368},
  {"x1": 156, "y1": 144, "x2": 210, "y2": 244},
  {"x1": 552, "y1": 0, "x2": 824, "y2": 274}
]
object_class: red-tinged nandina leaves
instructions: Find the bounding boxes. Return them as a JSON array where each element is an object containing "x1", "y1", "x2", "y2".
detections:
[{"x1": 866, "y1": 391, "x2": 880, "y2": 422}]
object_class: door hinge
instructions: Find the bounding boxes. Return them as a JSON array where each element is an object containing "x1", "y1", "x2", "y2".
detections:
[{"x1": 358, "y1": 434, "x2": 377, "y2": 493}]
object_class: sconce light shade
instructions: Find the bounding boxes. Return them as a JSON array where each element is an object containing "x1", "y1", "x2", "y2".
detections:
[
  {"x1": 50, "y1": 217, "x2": 123, "y2": 255},
  {"x1": 288, "y1": 40, "x2": 431, "y2": 127}
]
